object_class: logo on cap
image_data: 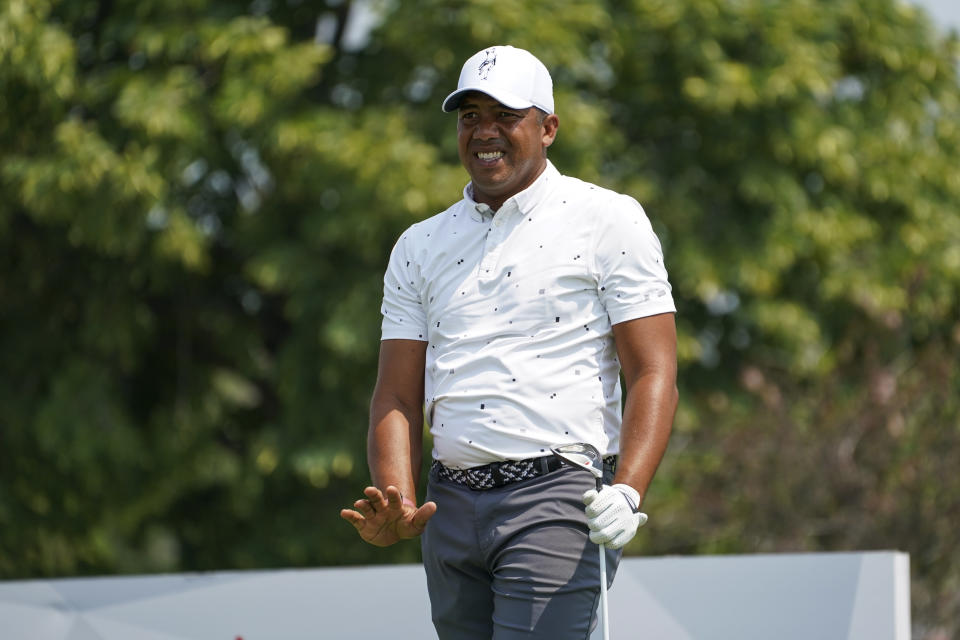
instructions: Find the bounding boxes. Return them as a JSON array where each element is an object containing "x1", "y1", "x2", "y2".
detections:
[{"x1": 478, "y1": 48, "x2": 497, "y2": 80}]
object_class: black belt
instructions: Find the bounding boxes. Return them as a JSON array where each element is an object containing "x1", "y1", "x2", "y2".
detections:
[{"x1": 433, "y1": 454, "x2": 617, "y2": 491}]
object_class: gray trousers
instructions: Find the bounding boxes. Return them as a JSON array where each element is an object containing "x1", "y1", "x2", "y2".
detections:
[{"x1": 422, "y1": 462, "x2": 621, "y2": 639}]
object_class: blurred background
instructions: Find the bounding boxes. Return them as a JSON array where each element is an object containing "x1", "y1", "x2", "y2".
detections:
[{"x1": 1, "y1": 0, "x2": 958, "y2": 637}]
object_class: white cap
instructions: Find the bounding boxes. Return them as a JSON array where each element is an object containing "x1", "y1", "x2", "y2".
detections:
[{"x1": 442, "y1": 45, "x2": 554, "y2": 114}]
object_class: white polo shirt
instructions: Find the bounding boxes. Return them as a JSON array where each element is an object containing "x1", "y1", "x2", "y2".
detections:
[{"x1": 381, "y1": 161, "x2": 675, "y2": 469}]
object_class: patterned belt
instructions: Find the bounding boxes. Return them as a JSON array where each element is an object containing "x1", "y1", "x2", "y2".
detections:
[{"x1": 433, "y1": 455, "x2": 617, "y2": 491}]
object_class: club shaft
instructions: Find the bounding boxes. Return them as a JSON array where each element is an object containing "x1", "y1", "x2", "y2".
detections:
[{"x1": 599, "y1": 543, "x2": 609, "y2": 640}]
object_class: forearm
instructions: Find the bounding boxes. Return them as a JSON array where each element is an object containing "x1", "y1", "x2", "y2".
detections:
[
  {"x1": 613, "y1": 371, "x2": 678, "y2": 503},
  {"x1": 367, "y1": 396, "x2": 424, "y2": 500},
  {"x1": 342, "y1": 390, "x2": 435, "y2": 547}
]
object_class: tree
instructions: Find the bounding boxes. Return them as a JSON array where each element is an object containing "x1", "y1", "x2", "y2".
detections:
[
  {"x1": 593, "y1": 1, "x2": 960, "y2": 635},
  {"x1": 1, "y1": 0, "x2": 958, "y2": 636}
]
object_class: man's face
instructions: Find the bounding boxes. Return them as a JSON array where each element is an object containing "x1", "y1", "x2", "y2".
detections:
[{"x1": 457, "y1": 92, "x2": 559, "y2": 210}]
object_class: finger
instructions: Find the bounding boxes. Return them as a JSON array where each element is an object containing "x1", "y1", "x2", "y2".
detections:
[
  {"x1": 589, "y1": 529, "x2": 608, "y2": 545},
  {"x1": 411, "y1": 501, "x2": 438, "y2": 530},
  {"x1": 587, "y1": 515, "x2": 613, "y2": 532},
  {"x1": 607, "y1": 534, "x2": 627, "y2": 550},
  {"x1": 590, "y1": 524, "x2": 621, "y2": 546},
  {"x1": 582, "y1": 489, "x2": 598, "y2": 505},
  {"x1": 340, "y1": 509, "x2": 366, "y2": 529},
  {"x1": 609, "y1": 528, "x2": 637, "y2": 549},
  {"x1": 585, "y1": 497, "x2": 613, "y2": 519},
  {"x1": 384, "y1": 485, "x2": 404, "y2": 509},
  {"x1": 596, "y1": 506, "x2": 618, "y2": 526},
  {"x1": 363, "y1": 487, "x2": 387, "y2": 509},
  {"x1": 586, "y1": 506, "x2": 617, "y2": 530},
  {"x1": 353, "y1": 499, "x2": 376, "y2": 518}
]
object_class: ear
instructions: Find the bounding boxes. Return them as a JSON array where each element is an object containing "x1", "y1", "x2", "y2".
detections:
[{"x1": 541, "y1": 114, "x2": 559, "y2": 148}]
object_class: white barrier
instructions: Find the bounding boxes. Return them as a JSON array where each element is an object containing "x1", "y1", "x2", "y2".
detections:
[
  {"x1": 605, "y1": 551, "x2": 910, "y2": 640},
  {"x1": 0, "y1": 551, "x2": 909, "y2": 639}
]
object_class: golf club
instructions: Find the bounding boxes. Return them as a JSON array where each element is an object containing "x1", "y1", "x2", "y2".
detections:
[{"x1": 550, "y1": 442, "x2": 610, "y2": 640}]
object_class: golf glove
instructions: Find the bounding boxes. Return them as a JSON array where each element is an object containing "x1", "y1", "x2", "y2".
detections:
[{"x1": 582, "y1": 484, "x2": 648, "y2": 549}]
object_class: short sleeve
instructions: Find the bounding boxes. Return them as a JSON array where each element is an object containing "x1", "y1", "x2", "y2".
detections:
[
  {"x1": 592, "y1": 194, "x2": 676, "y2": 325},
  {"x1": 381, "y1": 230, "x2": 428, "y2": 341}
]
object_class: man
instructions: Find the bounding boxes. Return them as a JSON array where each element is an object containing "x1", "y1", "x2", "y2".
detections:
[{"x1": 340, "y1": 45, "x2": 678, "y2": 639}]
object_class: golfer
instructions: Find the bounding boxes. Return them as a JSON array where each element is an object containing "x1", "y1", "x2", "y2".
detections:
[{"x1": 341, "y1": 45, "x2": 678, "y2": 639}]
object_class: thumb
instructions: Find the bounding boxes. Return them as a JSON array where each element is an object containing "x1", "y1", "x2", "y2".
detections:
[
  {"x1": 582, "y1": 488, "x2": 599, "y2": 505},
  {"x1": 411, "y1": 501, "x2": 438, "y2": 529}
]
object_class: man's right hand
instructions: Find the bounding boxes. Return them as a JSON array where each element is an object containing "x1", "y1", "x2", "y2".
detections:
[{"x1": 340, "y1": 485, "x2": 437, "y2": 547}]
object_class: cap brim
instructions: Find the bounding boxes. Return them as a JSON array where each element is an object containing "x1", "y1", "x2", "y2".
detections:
[{"x1": 441, "y1": 86, "x2": 535, "y2": 113}]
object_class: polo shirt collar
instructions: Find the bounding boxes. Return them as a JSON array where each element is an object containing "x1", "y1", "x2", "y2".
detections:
[{"x1": 465, "y1": 160, "x2": 560, "y2": 222}]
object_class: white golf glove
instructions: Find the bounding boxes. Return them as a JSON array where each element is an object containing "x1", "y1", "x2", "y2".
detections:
[{"x1": 582, "y1": 484, "x2": 648, "y2": 549}]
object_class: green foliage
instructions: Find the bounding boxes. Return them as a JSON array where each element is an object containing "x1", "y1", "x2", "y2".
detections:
[{"x1": 1, "y1": 0, "x2": 958, "y2": 636}]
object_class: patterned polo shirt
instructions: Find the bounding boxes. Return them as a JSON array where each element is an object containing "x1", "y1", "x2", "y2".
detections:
[{"x1": 381, "y1": 161, "x2": 675, "y2": 469}]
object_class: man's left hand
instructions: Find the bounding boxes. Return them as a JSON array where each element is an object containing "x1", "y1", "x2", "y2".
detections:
[{"x1": 582, "y1": 484, "x2": 648, "y2": 549}]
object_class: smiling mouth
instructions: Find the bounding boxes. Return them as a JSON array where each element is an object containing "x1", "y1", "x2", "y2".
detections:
[{"x1": 476, "y1": 151, "x2": 504, "y2": 161}]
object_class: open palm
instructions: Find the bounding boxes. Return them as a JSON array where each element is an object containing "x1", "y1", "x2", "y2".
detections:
[{"x1": 341, "y1": 485, "x2": 437, "y2": 547}]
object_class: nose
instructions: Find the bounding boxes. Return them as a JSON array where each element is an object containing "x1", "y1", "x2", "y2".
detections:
[{"x1": 472, "y1": 116, "x2": 499, "y2": 140}]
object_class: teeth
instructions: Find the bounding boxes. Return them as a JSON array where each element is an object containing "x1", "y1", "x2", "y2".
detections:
[{"x1": 477, "y1": 151, "x2": 504, "y2": 160}]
